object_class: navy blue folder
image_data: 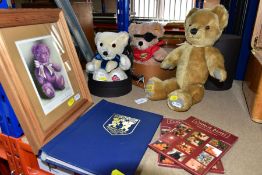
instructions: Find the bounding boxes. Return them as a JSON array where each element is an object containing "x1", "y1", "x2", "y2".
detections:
[{"x1": 40, "y1": 100, "x2": 162, "y2": 175}]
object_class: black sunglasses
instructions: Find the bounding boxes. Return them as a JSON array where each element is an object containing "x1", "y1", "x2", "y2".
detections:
[{"x1": 133, "y1": 32, "x2": 157, "y2": 42}]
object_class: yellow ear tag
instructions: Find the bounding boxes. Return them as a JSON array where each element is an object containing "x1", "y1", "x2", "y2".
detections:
[
  {"x1": 67, "y1": 97, "x2": 75, "y2": 107},
  {"x1": 170, "y1": 95, "x2": 178, "y2": 101},
  {"x1": 111, "y1": 169, "x2": 125, "y2": 175}
]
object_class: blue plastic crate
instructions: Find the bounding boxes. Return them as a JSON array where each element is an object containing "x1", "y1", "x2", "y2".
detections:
[
  {"x1": 0, "y1": 0, "x2": 9, "y2": 8},
  {"x1": 0, "y1": 84, "x2": 23, "y2": 138}
]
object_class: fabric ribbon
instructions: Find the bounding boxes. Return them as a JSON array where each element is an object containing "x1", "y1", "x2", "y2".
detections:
[
  {"x1": 34, "y1": 60, "x2": 54, "y2": 79},
  {"x1": 94, "y1": 53, "x2": 121, "y2": 70}
]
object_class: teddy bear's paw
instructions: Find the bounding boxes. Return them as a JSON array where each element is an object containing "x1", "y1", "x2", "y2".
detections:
[
  {"x1": 120, "y1": 55, "x2": 131, "y2": 70},
  {"x1": 213, "y1": 68, "x2": 227, "y2": 82},
  {"x1": 55, "y1": 76, "x2": 65, "y2": 90},
  {"x1": 160, "y1": 59, "x2": 175, "y2": 70},
  {"x1": 93, "y1": 69, "x2": 110, "y2": 81},
  {"x1": 105, "y1": 61, "x2": 118, "y2": 73},
  {"x1": 167, "y1": 90, "x2": 192, "y2": 112},
  {"x1": 86, "y1": 62, "x2": 95, "y2": 72},
  {"x1": 154, "y1": 49, "x2": 167, "y2": 62},
  {"x1": 42, "y1": 83, "x2": 55, "y2": 99},
  {"x1": 145, "y1": 77, "x2": 167, "y2": 100}
]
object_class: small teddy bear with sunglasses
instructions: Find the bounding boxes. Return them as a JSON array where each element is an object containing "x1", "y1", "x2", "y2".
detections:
[{"x1": 128, "y1": 22, "x2": 168, "y2": 64}]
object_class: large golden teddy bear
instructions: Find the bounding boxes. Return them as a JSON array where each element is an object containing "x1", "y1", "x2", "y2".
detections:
[{"x1": 145, "y1": 5, "x2": 229, "y2": 112}]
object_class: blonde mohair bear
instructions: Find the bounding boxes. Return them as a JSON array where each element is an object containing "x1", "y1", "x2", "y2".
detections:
[{"x1": 145, "y1": 5, "x2": 229, "y2": 111}]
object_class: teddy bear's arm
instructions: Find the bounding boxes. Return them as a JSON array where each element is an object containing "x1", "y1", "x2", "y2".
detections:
[
  {"x1": 160, "y1": 45, "x2": 185, "y2": 69},
  {"x1": 205, "y1": 47, "x2": 227, "y2": 82},
  {"x1": 154, "y1": 48, "x2": 168, "y2": 62},
  {"x1": 34, "y1": 70, "x2": 45, "y2": 85},
  {"x1": 119, "y1": 54, "x2": 131, "y2": 70},
  {"x1": 86, "y1": 59, "x2": 102, "y2": 72},
  {"x1": 105, "y1": 61, "x2": 118, "y2": 73},
  {"x1": 52, "y1": 63, "x2": 61, "y2": 72}
]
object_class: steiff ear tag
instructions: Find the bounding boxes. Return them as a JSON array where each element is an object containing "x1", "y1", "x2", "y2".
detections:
[
  {"x1": 111, "y1": 169, "x2": 125, "y2": 175},
  {"x1": 170, "y1": 95, "x2": 178, "y2": 101}
]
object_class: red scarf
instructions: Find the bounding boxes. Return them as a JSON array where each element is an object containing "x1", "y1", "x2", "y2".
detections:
[{"x1": 133, "y1": 40, "x2": 165, "y2": 62}]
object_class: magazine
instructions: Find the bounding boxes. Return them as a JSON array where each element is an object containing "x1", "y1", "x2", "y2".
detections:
[
  {"x1": 149, "y1": 116, "x2": 238, "y2": 175},
  {"x1": 158, "y1": 118, "x2": 224, "y2": 174}
]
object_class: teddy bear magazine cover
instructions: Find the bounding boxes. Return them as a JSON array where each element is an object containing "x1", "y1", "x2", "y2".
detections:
[{"x1": 149, "y1": 116, "x2": 238, "y2": 175}]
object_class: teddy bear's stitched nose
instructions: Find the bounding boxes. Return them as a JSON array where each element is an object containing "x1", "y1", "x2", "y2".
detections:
[
  {"x1": 190, "y1": 28, "x2": 198, "y2": 35},
  {"x1": 138, "y1": 41, "x2": 143, "y2": 46},
  {"x1": 103, "y1": 51, "x2": 108, "y2": 56}
]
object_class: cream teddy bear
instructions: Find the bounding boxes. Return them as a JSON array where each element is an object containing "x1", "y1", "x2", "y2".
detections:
[{"x1": 86, "y1": 32, "x2": 131, "y2": 81}]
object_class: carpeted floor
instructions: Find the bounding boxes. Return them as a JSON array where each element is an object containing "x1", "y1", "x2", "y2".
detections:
[{"x1": 91, "y1": 80, "x2": 262, "y2": 175}]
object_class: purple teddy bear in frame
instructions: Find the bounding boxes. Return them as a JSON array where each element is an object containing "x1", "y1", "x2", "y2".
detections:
[{"x1": 32, "y1": 43, "x2": 65, "y2": 99}]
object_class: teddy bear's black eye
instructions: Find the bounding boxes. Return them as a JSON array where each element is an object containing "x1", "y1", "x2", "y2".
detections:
[
  {"x1": 100, "y1": 43, "x2": 103, "y2": 47},
  {"x1": 189, "y1": 24, "x2": 192, "y2": 27},
  {"x1": 205, "y1": 26, "x2": 210, "y2": 30},
  {"x1": 112, "y1": 43, "x2": 116, "y2": 48}
]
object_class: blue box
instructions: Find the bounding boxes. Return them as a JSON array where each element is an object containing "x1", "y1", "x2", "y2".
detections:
[{"x1": 0, "y1": 84, "x2": 23, "y2": 137}]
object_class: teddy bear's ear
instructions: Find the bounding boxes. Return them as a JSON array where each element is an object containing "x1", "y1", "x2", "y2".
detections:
[
  {"x1": 186, "y1": 8, "x2": 198, "y2": 19},
  {"x1": 211, "y1": 5, "x2": 229, "y2": 30},
  {"x1": 118, "y1": 32, "x2": 129, "y2": 44},
  {"x1": 150, "y1": 22, "x2": 165, "y2": 37},
  {"x1": 95, "y1": 32, "x2": 102, "y2": 44},
  {"x1": 128, "y1": 23, "x2": 137, "y2": 34}
]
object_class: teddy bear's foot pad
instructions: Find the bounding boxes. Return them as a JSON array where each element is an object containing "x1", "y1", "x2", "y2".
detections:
[
  {"x1": 42, "y1": 83, "x2": 55, "y2": 99},
  {"x1": 167, "y1": 90, "x2": 192, "y2": 112},
  {"x1": 145, "y1": 78, "x2": 167, "y2": 100}
]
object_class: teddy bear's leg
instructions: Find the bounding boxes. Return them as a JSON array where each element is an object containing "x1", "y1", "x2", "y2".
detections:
[
  {"x1": 93, "y1": 69, "x2": 110, "y2": 81},
  {"x1": 54, "y1": 75, "x2": 65, "y2": 90},
  {"x1": 109, "y1": 68, "x2": 128, "y2": 81},
  {"x1": 186, "y1": 84, "x2": 205, "y2": 104},
  {"x1": 145, "y1": 77, "x2": 179, "y2": 100},
  {"x1": 166, "y1": 84, "x2": 204, "y2": 111},
  {"x1": 42, "y1": 82, "x2": 55, "y2": 98}
]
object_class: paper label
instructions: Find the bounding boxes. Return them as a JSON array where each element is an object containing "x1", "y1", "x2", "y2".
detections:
[
  {"x1": 145, "y1": 84, "x2": 153, "y2": 92},
  {"x1": 171, "y1": 101, "x2": 182, "y2": 108},
  {"x1": 111, "y1": 169, "x2": 125, "y2": 175},
  {"x1": 74, "y1": 93, "x2": 81, "y2": 101},
  {"x1": 135, "y1": 97, "x2": 148, "y2": 104},
  {"x1": 67, "y1": 97, "x2": 75, "y2": 107},
  {"x1": 99, "y1": 76, "x2": 107, "y2": 81},
  {"x1": 97, "y1": 71, "x2": 108, "y2": 81}
]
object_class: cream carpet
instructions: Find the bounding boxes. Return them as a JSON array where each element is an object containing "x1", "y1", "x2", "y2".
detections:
[{"x1": 91, "y1": 80, "x2": 262, "y2": 175}]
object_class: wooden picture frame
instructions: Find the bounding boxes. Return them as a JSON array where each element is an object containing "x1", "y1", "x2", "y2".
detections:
[{"x1": 0, "y1": 9, "x2": 93, "y2": 154}]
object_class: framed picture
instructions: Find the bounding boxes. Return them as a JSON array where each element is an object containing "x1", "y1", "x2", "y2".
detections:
[{"x1": 0, "y1": 9, "x2": 93, "y2": 153}]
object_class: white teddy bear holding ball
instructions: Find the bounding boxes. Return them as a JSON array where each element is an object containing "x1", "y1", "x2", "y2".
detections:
[{"x1": 86, "y1": 32, "x2": 131, "y2": 81}]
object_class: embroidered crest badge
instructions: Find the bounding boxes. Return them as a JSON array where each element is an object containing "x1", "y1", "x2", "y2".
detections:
[{"x1": 103, "y1": 114, "x2": 140, "y2": 135}]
